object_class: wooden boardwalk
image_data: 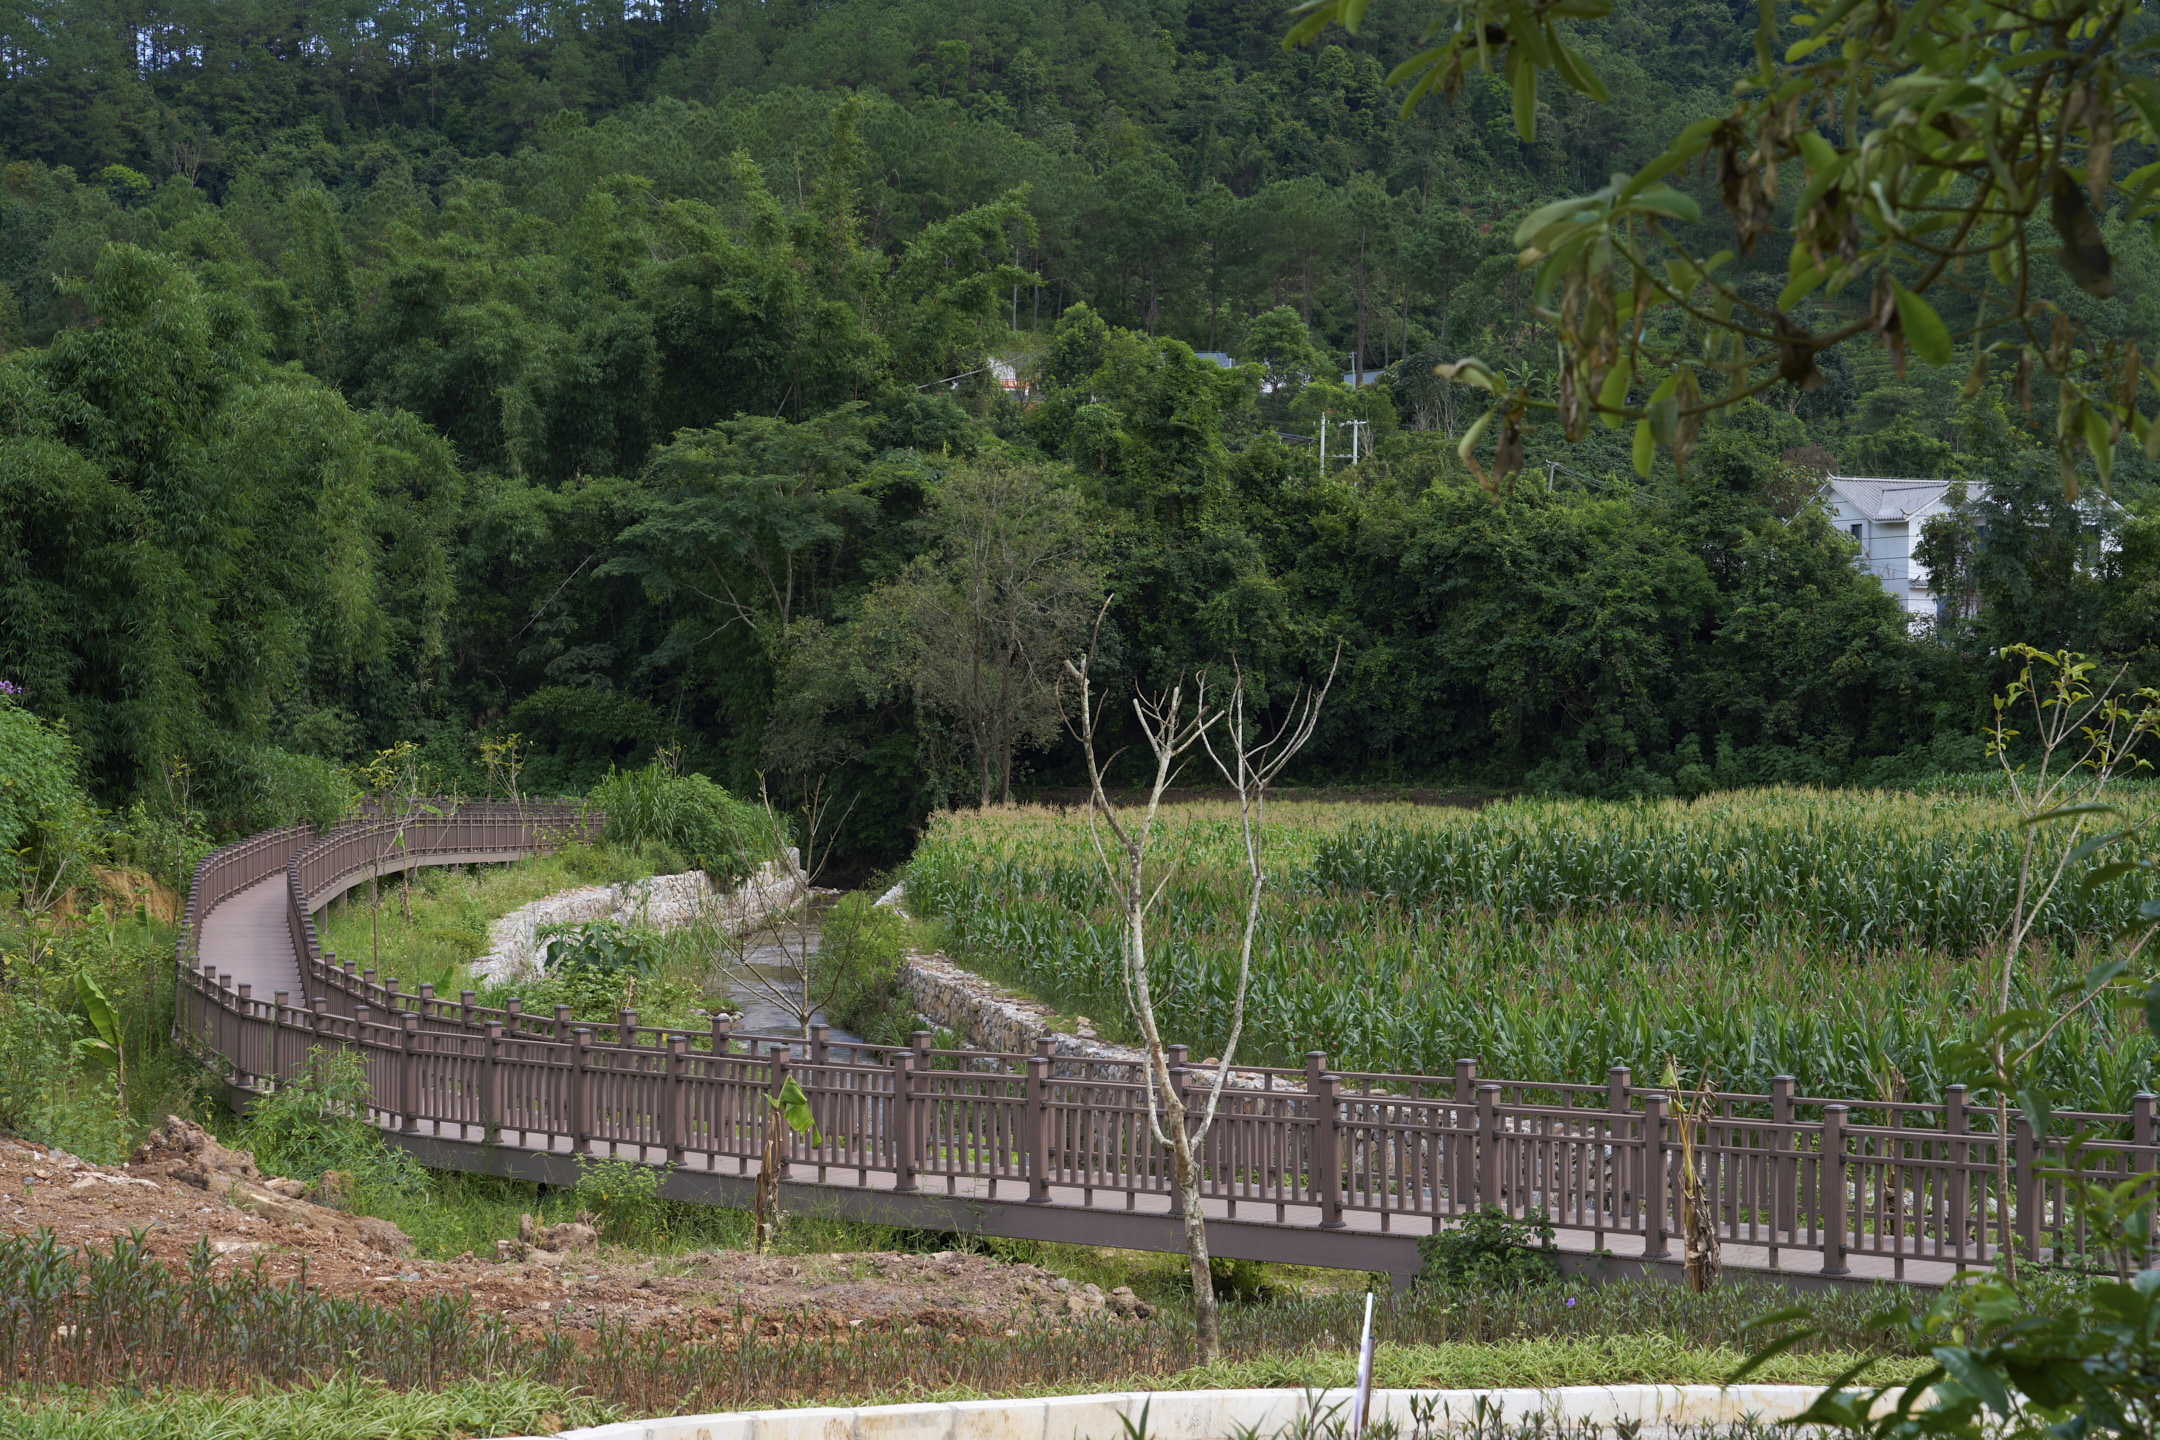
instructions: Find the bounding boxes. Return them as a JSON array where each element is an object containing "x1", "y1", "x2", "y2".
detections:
[
  {"x1": 179, "y1": 806, "x2": 2092, "y2": 1297},
  {"x1": 195, "y1": 874, "x2": 304, "y2": 1002}
]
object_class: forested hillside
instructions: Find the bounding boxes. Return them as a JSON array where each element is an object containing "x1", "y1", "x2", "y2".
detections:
[{"x1": 5, "y1": 0, "x2": 2160, "y2": 858}]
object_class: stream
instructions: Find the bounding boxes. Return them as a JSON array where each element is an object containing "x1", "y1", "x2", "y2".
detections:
[{"x1": 714, "y1": 900, "x2": 865, "y2": 1044}]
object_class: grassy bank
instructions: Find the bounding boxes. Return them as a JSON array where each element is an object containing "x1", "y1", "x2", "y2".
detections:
[
  {"x1": 1, "y1": 1375, "x2": 616, "y2": 1440},
  {"x1": 312, "y1": 841, "x2": 671, "y2": 998}
]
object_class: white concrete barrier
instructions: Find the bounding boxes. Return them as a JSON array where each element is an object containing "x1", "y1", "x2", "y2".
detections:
[{"x1": 538, "y1": 1383, "x2": 1842, "y2": 1440}]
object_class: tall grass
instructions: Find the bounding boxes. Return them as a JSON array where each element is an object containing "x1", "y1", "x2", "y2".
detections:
[
  {"x1": 0, "y1": 1227, "x2": 1921, "y2": 1413},
  {"x1": 905, "y1": 793, "x2": 2158, "y2": 1108},
  {"x1": 314, "y1": 841, "x2": 667, "y2": 996},
  {"x1": 589, "y1": 763, "x2": 773, "y2": 885}
]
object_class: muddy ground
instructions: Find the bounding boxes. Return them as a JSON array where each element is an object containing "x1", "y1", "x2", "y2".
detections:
[{"x1": 0, "y1": 1134, "x2": 1151, "y2": 1337}]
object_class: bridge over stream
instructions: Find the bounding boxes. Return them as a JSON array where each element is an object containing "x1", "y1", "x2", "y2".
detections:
[{"x1": 179, "y1": 804, "x2": 2142, "y2": 1293}]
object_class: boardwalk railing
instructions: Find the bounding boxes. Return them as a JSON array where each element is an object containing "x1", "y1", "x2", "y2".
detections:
[{"x1": 178, "y1": 804, "x2": 2160, "y2": 1283}]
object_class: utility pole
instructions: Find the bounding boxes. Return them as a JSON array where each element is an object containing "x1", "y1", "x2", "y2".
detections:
[
  {"x1": 1341, "y1": 417, "x2": 1369, "y2": 466},
  {"x1": 1319, "y1": 410, "x2": 1328, "y2": 478}
]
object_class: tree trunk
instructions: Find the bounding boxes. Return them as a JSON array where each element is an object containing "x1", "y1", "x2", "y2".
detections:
[
  {"x1": 1354, "y1": 233, "x2": 1366, "y2": 387},
  {"x1": 1170, "y1": 1104, "x2": 1221, "y2": 1359},
  {"x1": 754, "y1": 1115, "x2": 782, "y2": 1252}
]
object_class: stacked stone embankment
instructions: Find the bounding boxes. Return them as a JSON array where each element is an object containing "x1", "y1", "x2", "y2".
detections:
[{"x1": 472, "y1": 852, "x2": 801, "y2": 983}]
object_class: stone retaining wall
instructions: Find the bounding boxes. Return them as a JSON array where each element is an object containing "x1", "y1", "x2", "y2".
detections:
[
  {"x1": 471, "y1": 851, "x2": 802, "y2": 983},
  {"x1": 877, "y1": 882, "x2": 1148, "y2": 1069},
  {"x1": 879, "y1": 886, "x2": 1291, "y2": 1093}
]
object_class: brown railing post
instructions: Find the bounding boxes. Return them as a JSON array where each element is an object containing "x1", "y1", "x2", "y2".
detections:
[
  {"x1": 572, "y1": 1028, "x2": 593, "y2": 1154},
  {"x1": 2135, "y1": 1093, "x2": 2156, "y2": 1271},
  {"x1": 1027, "y1": 1051, "x2": 1052, "y2": 1204},
  {"x1": 893, "y1": 1050, "x2": 919, "y2": 1193},
  {"x1": 1642, "y1": 1091, "x2": 1672, "y2": 1260},
  {"x1": 1454, "y1": 1058, "x2": 1479, "y2": 1212},
  {"x1": 1477, "y1": 1083, "x2": 1502, "y2": 1212},
  {"x1": 271, "y1": 992, "x2": 289, "y2": 1086},
  {"x1": 1600, "y1": 1066, "x2": 1630, "y2": 1248},
  {"x1": 2015, "y1": 1114, "x2": 2041, "y2": 1265},
  {"x1": 1821, "y1": 1104, "x2": 1850, "y2": 1275},
  {"x1": 618, "y1": 1009, "x2": 636, "y2": 1048},
  {"x1": 483, "y1": 1021, "x2": 504, "y2": 1146},
  {"x1": 667, "y1": 1034, "x2": 689, "y2": 1165},
  {"x1": 1315, "y1": 1071, "x2": 1344, "y2": 1229},
  {"x1": 911, "y1": 1030, "x2": 934, "y2": 1178},
  {"x1": 711, "y1": 1013, "x2": 731, "y2": 1055},
  {"x1": 1166, "y1": 1047, "x2": 1190, "y2": 1217},
  {"x1": 1771, "y1": 1075, "x2": 1795, "y2": 1260},
  {"x1": 555, "y1": 1005, "x2": 574, "y2": 1043},
  {"x1": 235, "y1": 985, "x2": 253, "y2": 1089},
  {"x1": 1946, "y1": 1084, "x2": 1970, "y2": 1257},
  {"x1": 811, "y1": 1024, "x2": 829, "y2": 1070},
  {"x1": 399, "y1": 1012, "x2": 421, "y2": 1134}
]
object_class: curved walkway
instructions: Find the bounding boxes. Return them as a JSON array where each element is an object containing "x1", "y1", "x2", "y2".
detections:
[
  {"x1": 180, "y1": 806, "x2": 2012, "y2": 1296},
  {"x1": 195, "y1": 876, "x2": 301, "y2": 1001}
]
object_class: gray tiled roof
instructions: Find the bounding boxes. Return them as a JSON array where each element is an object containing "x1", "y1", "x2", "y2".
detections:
[{"x1": 1824, "y1": 475, "x2": 1957, "y2": 520}]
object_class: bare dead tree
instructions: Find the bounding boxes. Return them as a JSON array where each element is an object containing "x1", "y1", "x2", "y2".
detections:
[
  {"x1": 1062, "y1": 613, "x2": 1337, "y2": 1361},
  {"x1": 714, "y1": 776, "x2": 855, "y2": 1041}
]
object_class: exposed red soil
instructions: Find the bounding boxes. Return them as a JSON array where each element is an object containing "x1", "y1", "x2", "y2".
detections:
[{"x1": 0, "y1": 1130, "x2": 1148, "y2": 1337}]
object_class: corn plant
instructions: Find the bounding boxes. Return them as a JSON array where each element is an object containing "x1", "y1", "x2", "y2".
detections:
[{"x1": 906, "y1": 790, "x2": 2160, "y2": 1108}]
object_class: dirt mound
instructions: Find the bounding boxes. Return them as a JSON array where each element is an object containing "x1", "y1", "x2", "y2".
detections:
[{"x1": 0, "y1": 1126, "x2": 1153, "y2": 1338}]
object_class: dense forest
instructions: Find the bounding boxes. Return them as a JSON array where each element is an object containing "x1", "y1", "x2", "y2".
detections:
[{"x1": 6, "y1": 0, "x2": 2160, "y2": 861}]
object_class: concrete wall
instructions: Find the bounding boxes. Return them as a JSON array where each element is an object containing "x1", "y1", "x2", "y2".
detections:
[{"x1": 539, "y1": 1383, "x2": 1851, "y2": 1440}]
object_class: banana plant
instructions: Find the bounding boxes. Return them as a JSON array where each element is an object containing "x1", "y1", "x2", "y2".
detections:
[
  {"x1": 752, "y1": 1074, "x2": 821, "y2": 1253},
  {"x1": 73, "y1": 972, "x2": 126, "y2": 1119}
]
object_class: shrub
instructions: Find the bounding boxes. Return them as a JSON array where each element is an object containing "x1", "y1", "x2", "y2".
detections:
[
  {"x1": 817, "y1": 892, "x2": 914, "y2": 1045},
  {"x1": 528, "y1": 919, "x2": 695, "y2": 1024},
  {"x1": 237, "y1": 1049, "x2": 426, "y2": 1197},
  {"x1": 0, "y1": 700, "x2": 86, "y2": 904},
  {"x1": 0, "y1": 992, "x2": 127, "y2": 1161},
  {"x1": 574, "y1": 1156, "x2": 664, "y2": 1244},
  {"x1": 1416, "y1": 1207, "x2": 1560, "y2": 1290},
  {"x1": 1174, "y1": 1256, "x2": 1287, "y2": 1303},
  {"x1": 540, "y1": 919, "x2": 658, "y2": 982},
  {"x1": 589, "y1": 764, "x2": 771, "y2": 885}
]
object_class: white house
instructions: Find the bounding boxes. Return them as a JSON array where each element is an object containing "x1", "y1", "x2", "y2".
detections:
[
  {"x1": 1820, "y1": 476, "x2": 1970, "y2": 615},
  {"x1": 1820, "y1": 474, "x2": 2121, "y2": 617}
]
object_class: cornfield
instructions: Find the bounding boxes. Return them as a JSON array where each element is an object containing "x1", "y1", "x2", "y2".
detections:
[{"x1": 904, "y1": 791, "x2": 2160, "y2": 1109}]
